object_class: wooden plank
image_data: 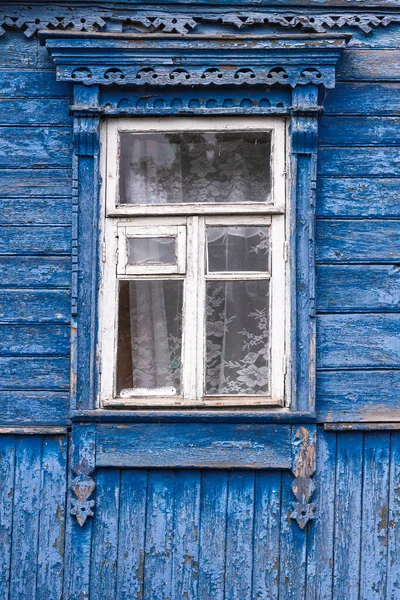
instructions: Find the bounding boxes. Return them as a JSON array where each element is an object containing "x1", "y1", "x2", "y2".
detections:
[
  {"x1": 0, "y1": 226, "x2": 71, "y2": 254},
  {"x1": 337, "y1": 50, "x2": 400, "y2": 82},
  {"x1": 319, "y1": 116, "x2": 400, "y2": 146},
  {"x1": 333, "y1": 432, "x2": 363, "y2": 600},
  {"x1": 0, "y1": 325, "x2": 69, "y2": 355},
  {"x1": 316, "y1": 178, "x2": 400, "y2": 218},
  {"x1": 0, "y1": 356, "x2": 69, "y2": 390},
  {"x1": 171, "y1": 471, "x2": 201, "y2": 600},
  {"x1": 0, "y1": 127, "x2": 72, "y2": 169},
  {"x1": 0, "y1": 71, "x2": 71, "y2": 98},
  {"x1": 0, "y1": 391, "x2": 68, "y2": 426},
  {"x1": 317, "y1": 370, "x2": 400, "y2": 423},
  {"x1": 0, "y1": 257, "x2": 71, "y2": 288},
  {"x1": 90, "y1": 469, "x2": 120, "y2": 600},
  {"x1": 198, "y1": 471, "x2": 228, "y2": 600},
  {"x1": 316, "y1": 220, "x2": 400, "y2": 263},
  {"x1": 317, "y1": 265, "x2": 400, "y2": 313},
  {"x1": 9, "y1": 436, "x2": 42, "y2": 600},
  {"x1": 0, "y1": 290, "x2": 70, "y2": 324},
  {"x1": 251, "y1": 471, "x2": 281, "y2": 600},
  {"x1": 143, "y1": 470, "x2": 174, "y2": 600},
  {"x1": 387, "y1": 432, "x2": 400, "y2": 599},
  {"x1": 0, "y1": 169, "x2": 72, "y2": 197},
  {"x1": 0, "y1": 199, "x2": 71, "y2": 225},
  {"x1": 224, "y1": 471, "x2": 255, "y2": 600},
  {"x1": 306, "y1": 429, "x2": 336, "y2": 600},
  {"x1": 317, "y1": 314, "x2": 400, "y2": 369},
  {"x1": 0, "y1": 33, "x2": 37, "y2": 68},
  {"x1": 36, "y1": 435, "x2": 67, "y2": 600},
  {"x1": 0, "y1": 100, "x2": 72, "y2": 126},
  {"x1": 278, "y1": 471, "x2": 307, "y2": 600},
  {"x1": 96, "y1": 424, "x2": 292, "y2": 469},
  {"x1": 0, "y1": 435, "x2": 15, "y2": 600},
  {"x1": 318, "y1": 147, "x2": 400, "y2": 177},
  {"x1": 324, "y1": 83, "x2": 400, "y2": 116},
  {"x1": 116, "y1": 469, "x2": 147, "y2": 600},
  {"x1": 360, "y1": 432, "x2": 390, "y2": 600}
]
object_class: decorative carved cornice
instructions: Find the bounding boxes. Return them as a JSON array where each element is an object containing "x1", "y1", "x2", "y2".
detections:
[
  {"x1": 41, "y1": 32, "x2": 347, "y2": 90},
  {"x1": 1, "y1": 6, "x2": 400, "y2": 37}
]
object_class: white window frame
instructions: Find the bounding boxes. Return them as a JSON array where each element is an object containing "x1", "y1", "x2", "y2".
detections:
[{"x1": 99, "y1": 117, "x2": 289, "y2": 408}]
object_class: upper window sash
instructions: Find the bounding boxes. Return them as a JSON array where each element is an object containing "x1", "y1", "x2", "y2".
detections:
[{"x1": 105, "y1": 117, "x2": 286, "y2": 217}]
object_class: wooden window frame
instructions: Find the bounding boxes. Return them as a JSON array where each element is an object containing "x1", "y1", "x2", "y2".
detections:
[{"x1": 99, "y1": 116, "x2": 289, "y2": 408}]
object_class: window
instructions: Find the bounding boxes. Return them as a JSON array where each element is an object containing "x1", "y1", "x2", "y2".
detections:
[{"x1": 99, "y1": 117, "x2": 288, "y2": 407}]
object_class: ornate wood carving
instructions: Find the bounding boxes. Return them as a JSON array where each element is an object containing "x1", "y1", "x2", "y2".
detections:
[
  {"x1": 291, "y1": 425, "x2": 317, "y2": 529},
  {"x1": 1, "y1": 5, "x2": 400, "y2": 37},
  {"x1": 70, "y1": 471, "x2": 96, "y2": 526}
]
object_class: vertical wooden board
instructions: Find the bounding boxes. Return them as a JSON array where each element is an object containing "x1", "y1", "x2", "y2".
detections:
[
  {"x1": 279, "y1": 472, "x2": 307, "y2": 600},
  {"x1": 116, "y1": 469, "x2": 148, "y2": 600},
  {"x1": 360, "y1": 432, "x2": 390, "y2": 600},
  {"x1": 333, "y1": 432, "x2": 363, "y2": 600},
  {"x1": 198, "y1": 471, "x2": 228, "y2": 600},
  {"x1": 251, "y1": 471, "x2": 281, "y2": 600},
  {"x1": 0, "y1": 435, "x2": 15, "y2": 600},
  {"x1": 9, "y1": 436, "x2": 43, "y2": 600},
  {"x1": 224, "y1": 471, "x2": 255, "y2": 600},
  {"x1": 90, "y1": 469, "x2": 120, "y2": 600},
  {"x1": 387, "y1": 433, "x2": 400, "y2": 600},
  {"x1": 307, "y1": 429, "x2": 336, "y2": 600},
  {"x1": 171, "y1": 470, "x2": 201, "y2": 600},
  {"x1": 143, "y1": 470, "x2": 175, "y2": 600},
  {"x1": 36, "y1": 435, "x2": 67, "y2": 600}
]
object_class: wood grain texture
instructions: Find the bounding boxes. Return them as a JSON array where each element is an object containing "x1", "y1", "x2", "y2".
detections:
[
  {"x1": 0, "y1": 199, "x2": 71, "y2": 226},
  {"x1": 0, "y1": 324, "x2": 69, "y2": 355},
  {"x1": 0, "y1": 100, "x2": 72, "y2": 126},
  {"x1": 0, "y1": 290, "x2": 70, "y2": 323},
  {"x1": 0, "y1": 256, "x2": 71, "y2": 288},
  {"x1": 318, "y1": 147, "x2": 400, "y2": 177},
  {"x1": 322, "y1": 83, "x2": 400, "y2": 116},
  {"x1": 0, "y1": 127, "x2": 72, "y2": 169},
  {"x1": 0, "y1": 71, "x2": 71, "y2": 98},
  {"x1": 337, "y1": 50, "x2": 400, "y2": 82},
  {"x1": 0, "y1": 435, "x2": 15, "y2": 600},
  {"x1": 0, "y1": 226, "x2": 71, "y2": 254},
  {"x1": 0, "y1": 356, "x2": 69, "y2": 390},
  {"x1": 316, "y1": 220, "x2": 400, "y2": 263},
  {"x1": 0, "y1": 391, "x2": 68, "y2": 426},
  {"x1": 96, "y1": 423, "x2": 292, "y2": 469},
  {"x1": 317, "y1": 265, "x2": 400, "y2": 312},
  {"x1": 0, "y1": 169, "x2": 72, "y2": 197},
  {"x1": 319, "y1": 116, "x2": 400, "y2": 146}
]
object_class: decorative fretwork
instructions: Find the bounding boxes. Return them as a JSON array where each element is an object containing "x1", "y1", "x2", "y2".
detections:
[
  {"x1": 291, "y1": 426, "x2": 317, "y2": 530},
  {"x1": 70, "y1": 471, "x2": 96, "y2": 526},
  {"x1": 1, "y1": 6, "x2": 400, "y2": 38}
]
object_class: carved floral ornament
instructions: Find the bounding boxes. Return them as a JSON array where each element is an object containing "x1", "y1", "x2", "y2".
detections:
[{"x1": 1, "y1": 5, "x2": 400, "y2": 37}]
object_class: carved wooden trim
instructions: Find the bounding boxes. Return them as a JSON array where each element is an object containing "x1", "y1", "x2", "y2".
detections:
[
  {"x1": 1, "y1": 5, "x2": 400, "y2": 37},
  {"x1": 70, "y1": 471, "x2": 96, "y2": 526},
  {"x1": 291, "y1": 425, "x2": 317, "y2": 529}
]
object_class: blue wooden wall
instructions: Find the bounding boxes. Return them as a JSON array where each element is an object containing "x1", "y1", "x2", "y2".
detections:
[{"x1": 0, "y1": 2, "x2": 400, "y2": 598}]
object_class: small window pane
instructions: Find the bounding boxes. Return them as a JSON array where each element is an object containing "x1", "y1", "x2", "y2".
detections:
[
  {"x1": 207, "y1": 226, "x2": 270, "y2": 272},
  {"x1": 117, "y1": 280, "x2": 183, "y2": 396},
  {"x1": 205, "y1": 280, "x2": 270, "y2": 395},
  {"x1": 119, "y1": 131, "x2": 272, "y2": 205},
  {"x1": 127, "y1": 237, "x2": 176, "y2": 266}
]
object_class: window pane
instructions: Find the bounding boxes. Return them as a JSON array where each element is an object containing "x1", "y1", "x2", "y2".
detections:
[
  {"x1": 117, "y1": 280, "x2": 183, "y2": 396},
  {"x1": 127, "y1": 237, "x2": 176, "y2": 266},
  {"x1": 205, "y1": 280, "x2": 270, "y2": 395},
  {"x1": 207, "y1": 226, "x2": 270, "y2": 272},
  {"x1": 119, "y1": 131, "x2": 272, "y2": 205}
]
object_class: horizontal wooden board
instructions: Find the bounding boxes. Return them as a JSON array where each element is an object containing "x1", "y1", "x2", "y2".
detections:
[
  {"x1": 96, "y1": 423, "x2": 292, "y2": 469},
  {"x1": 0, "y1": 256, "x2": 71, "y2": 288},
  {"x1": 0, "y1": 356, "x2": 69, "y2": 390},
  {"x1": 0, "y1": 325, "x2": 69, "y2": 355},
  {"x1": 0, "y1": 226, "x2": 71, "y2": 254},
  {"x1": 316, "y1": 220, "x2": 400, "y2": 263},
  {"x1": 317, "y1": 314, "x2": 400, "y2": 369},
  {"x1": 317, "y1": 370, "x2": 400, "y2": 422},
  {"x1": 324, "y1": 83, "x2": 400, "y2": 116},
  {"x1": 0, "y1": 391, "x2": 68, "y2": 425},
  {"x1": 0, "y1": 169, "x2": 72, "y2": 197},
  {"x1": 337, "y1": 50, "x2": 400, "y2": 82},
  {"x1": 0, "y1": 127, "x2": 72, "y2": 169},
  {"x1": 319, "y1": 117, "x2": 400, "y2": 146},
  {"x1": 0, "y1": 71, "x2": 71, "y2": 98},
  {"x1": 318, "y1": 147, "x2": 400, "y2": 177},
  {"x1": 0, "y1": 290, "x2": 70, "y2": 324},
  {"x1": 316, "y1": 178, "x2": 400, "y2": 218},
  {"x1": 0, "y1": 33, "x2": 37, "y2": 68},
  {"x1": 317, "y1": 265, "x2": 400, "y2": 312},
  {"x1": 0, "y1": 99, "x2": 72, "y2": 126},
  {"x1": 0, "y1": 198, "x2": 71, "y2": 225}
]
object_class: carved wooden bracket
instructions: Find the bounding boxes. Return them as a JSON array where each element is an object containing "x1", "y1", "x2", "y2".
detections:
[{"x1": 291, "y1": 425, "x2": 317, "y2": 529}]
